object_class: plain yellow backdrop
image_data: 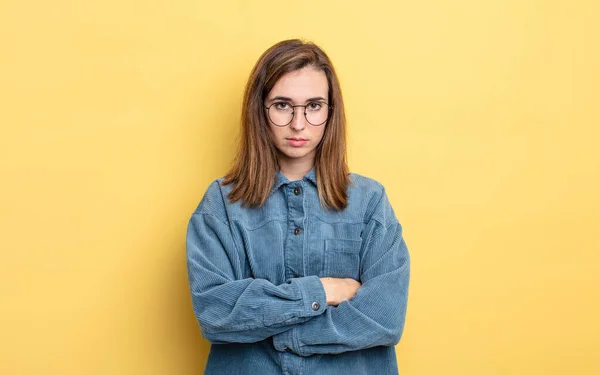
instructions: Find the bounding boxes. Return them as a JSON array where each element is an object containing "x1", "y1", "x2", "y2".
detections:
[{"x1": 1, "y1": 0, "x2": 599, "y2": 374}]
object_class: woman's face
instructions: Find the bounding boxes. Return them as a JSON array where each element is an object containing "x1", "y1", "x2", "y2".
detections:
[{"x1": 265, "y1": 66, "x2": 329, "y2": 168}]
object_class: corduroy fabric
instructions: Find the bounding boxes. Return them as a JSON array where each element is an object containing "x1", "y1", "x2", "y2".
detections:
[{"x1": 186, "y1": 167, "x2": 410, "y2": 375}]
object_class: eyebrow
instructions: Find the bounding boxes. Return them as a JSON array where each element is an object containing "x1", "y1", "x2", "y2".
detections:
[{"x1": 267, "y1": 96, "x2": 328, "y2": 104}]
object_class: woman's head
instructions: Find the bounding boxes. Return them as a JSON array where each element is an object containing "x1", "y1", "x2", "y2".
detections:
[
  {"x1": 224, "y1": 39, "x2": 350, "y2": 210},
  {"x1": 265, "y1": 66, "x2": 328, "y2": 168}
]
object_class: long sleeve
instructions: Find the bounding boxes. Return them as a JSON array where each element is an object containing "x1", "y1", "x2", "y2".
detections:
[
  {"x1": 272, "y1": 189, "x2": 410, "y2": 356},
  {"x1": 186, "y1": 182, "x2": 327, "y2": 344}
]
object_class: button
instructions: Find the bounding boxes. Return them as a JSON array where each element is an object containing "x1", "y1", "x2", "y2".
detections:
[
  {"x1": 311, "y1": 302, "x2": 320, "y2": 311},
  {"x1": 294, "y1": 187, "x2": 301, "y2": 195},
  {"x1": 294, "y1": 227, "x2": 302, "y2": 235}
]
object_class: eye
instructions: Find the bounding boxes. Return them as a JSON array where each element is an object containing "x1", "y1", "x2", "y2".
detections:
[
  {"x1": 307, "y1": 102, "x2": 322, "y2": 111},
  {"x1": 274, "y1": 102, "x2": 290, "y2": 110}
]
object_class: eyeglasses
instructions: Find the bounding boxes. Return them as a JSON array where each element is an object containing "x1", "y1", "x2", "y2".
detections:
[{"x1": 265, "y1": 101, "x2": 332, "y2": 127}]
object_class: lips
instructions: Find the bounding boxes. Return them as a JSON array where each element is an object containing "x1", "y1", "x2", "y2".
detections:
[{"x1": 286, "y1": 138, "x2": 308, "y2": 147}]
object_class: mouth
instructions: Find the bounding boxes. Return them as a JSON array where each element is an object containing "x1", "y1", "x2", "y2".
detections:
[{"x1": 286, "y1": 138, "x2": 309, "y2": 147}]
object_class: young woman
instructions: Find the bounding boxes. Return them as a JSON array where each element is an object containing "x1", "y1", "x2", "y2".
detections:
[{"x1": 186, "y1": 39, "x2": 410, "y2": 375}]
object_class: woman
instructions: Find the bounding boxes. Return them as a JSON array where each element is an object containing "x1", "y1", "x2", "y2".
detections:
[{"x1": 186, "y1": 39, "x2": 410, "y2": 375}]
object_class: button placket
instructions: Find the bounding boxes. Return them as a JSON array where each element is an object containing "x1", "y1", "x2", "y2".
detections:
[{"x1": 284, "y1": 183, "x2": 306, "y2": 281}]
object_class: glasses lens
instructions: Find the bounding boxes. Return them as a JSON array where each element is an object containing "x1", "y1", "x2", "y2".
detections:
[
  {"x1": 267, "y1": 102, "x2": 330, "y2": 126},
  {"x1": 268, "y1": 104, "x2": 293, "y2": 126},
  {"x1": 305, "y1": 103, "x2": 328, "y2": 126}
]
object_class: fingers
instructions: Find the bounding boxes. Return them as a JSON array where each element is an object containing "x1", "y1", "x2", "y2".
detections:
[{"x1": 320, "y1": 277, "x2": 362, "y2": 306}]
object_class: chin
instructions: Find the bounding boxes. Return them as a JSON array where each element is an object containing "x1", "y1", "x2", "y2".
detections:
[
  {"x1": 278, "y1": 147, "x2": 314, "y2": 160},
  {"x1": 281, "y1": 152, "x2": 308, "y2": 160}
]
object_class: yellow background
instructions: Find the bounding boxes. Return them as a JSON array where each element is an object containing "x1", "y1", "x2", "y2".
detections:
[{"x1": 1, "y1": 0, "x2": 599, "y2": 374}]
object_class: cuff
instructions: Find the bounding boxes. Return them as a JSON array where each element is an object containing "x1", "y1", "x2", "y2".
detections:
[
  {"x1": 272, "y1": 327, "x2": 298, "y2": 353},
  {"x1": 293, "y1": 275, "x2": 327, "y2": 317}
]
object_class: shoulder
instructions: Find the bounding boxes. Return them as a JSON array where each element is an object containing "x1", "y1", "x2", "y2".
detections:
[
  {"x1": 347, "y1": 172, "x2": 397, "y2": 226},
  {"x1": 192, "y1": 178, "x2": 228, "y2": 220},
  {"x1": 349, "y1": 172, "x2": 384, "y2": 193},
  {"x1": 348, "y1": 172, "x2": 386, "y2": 205}
]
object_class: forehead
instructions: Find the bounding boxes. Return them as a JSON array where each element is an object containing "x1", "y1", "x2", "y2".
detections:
[{"x1": 267, "y1": 67, "x2": 328, "y2": 101}]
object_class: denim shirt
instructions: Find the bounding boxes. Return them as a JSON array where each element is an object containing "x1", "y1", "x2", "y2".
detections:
[{"x1": 186, "y1": 167, "x2": 410, "y2": 375}]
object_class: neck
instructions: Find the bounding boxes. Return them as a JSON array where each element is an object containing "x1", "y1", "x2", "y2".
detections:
[{"x1": 278, "y1": 156, "x2": 315, "y2": 181}]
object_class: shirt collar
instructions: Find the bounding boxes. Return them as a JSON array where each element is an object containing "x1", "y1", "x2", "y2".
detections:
[
  {"x1": 303, "y1": 166, "x2": 317, "y2": 185},
  {"x1": 271, "y1": 167, "x2": 317, "y2": 195}
]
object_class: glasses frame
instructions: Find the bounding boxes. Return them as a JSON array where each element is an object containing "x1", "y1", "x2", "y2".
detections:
[{"x1": 264, "y1": 102, "x2": 333, "y2": 127}]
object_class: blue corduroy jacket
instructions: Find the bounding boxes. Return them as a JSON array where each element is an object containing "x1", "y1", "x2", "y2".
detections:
[{"x1": 186, "y1": 167, "x2": 410, "y2": 375}]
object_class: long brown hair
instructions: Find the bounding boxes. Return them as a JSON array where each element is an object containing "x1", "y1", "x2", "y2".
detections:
[{"x1": 223, "y1": 39, "x2": 350, "y2": 210}]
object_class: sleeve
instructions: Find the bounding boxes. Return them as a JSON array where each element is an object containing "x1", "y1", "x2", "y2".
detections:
[
  {"x1": 186, "y1": 182, "x2": 327, "y2": 344},
  {"x1": 271, "y1": 188, "x2": 410, "y2": 356}
]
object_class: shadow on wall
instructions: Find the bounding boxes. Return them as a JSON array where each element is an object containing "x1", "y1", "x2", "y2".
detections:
[
  {"x1": 163, "y1": 75, "x2": 243, "y2": 374},
  {"x1": 151, "y1": 55, "x2": 246, "y2": 374},
  {"x1": 155, "y1": 242, "x2": 211, "y2": 374}
]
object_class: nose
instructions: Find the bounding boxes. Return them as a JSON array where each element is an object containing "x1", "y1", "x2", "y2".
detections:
[{"x1": 290, "y1": 107, "x2": 307, "y2": 131}]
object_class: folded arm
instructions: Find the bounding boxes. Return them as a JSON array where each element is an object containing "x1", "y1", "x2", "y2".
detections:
[
  {"x1": 186, "y1": 183, "x2": 327, "y2": 344},
  {"x1": 272, "y1": 189, "x2": 410, "y2": 356}
]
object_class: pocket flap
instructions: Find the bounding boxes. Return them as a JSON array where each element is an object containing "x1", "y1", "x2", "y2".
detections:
[{"x1": 325, "y1": 238, "x2": 362, "y2": 253}]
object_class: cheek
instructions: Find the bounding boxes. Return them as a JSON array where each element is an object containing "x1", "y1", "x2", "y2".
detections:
[
  {"x1": 268, "y1": 124, "x2": 285, "y2": 143},
  {"x1": 313, "y1": 126, "x2": 326, "y2": 144}
]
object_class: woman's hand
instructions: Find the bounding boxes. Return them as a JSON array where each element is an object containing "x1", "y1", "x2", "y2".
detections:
[{"x1": 319, "y1": 277, "x2": 362, "y2": 306}]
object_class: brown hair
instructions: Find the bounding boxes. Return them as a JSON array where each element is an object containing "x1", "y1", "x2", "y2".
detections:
[{"x1": 223, "y1": 39, "x2": 350, "y2": 210}]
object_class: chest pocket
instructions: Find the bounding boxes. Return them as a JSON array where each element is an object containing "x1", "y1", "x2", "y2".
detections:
[{"x1": 323, "y1": 238, "x2": 363, "y2": 281}]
